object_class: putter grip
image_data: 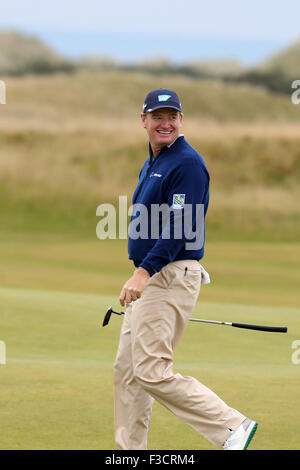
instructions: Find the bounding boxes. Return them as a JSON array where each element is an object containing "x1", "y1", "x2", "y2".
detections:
[{"x1": 232, "y1": 322, "x2": 287, "y2": 333}]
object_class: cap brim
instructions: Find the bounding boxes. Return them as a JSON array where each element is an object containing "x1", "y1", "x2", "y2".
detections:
[{"x1": 145, "y1": 104, "x2": 182, "y2": 113}]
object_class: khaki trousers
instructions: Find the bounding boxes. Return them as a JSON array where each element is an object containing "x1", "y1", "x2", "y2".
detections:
[{"x1": 113, "y1": 260, "x2": 245, "y2": 449}]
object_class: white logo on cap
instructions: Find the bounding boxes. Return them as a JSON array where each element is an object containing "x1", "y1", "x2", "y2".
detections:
[{"x1": 158, "y1": 94, "x2": 171, "y2": 102}]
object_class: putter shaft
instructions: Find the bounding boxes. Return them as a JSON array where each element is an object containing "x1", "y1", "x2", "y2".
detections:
[
  {"x1": 103, "y1": 306, "x2": 287, "y2": 333},
  {"x1": 189, "y1": 318, "x2": 232, "y2": 326},
  {"x1": 190, "y1": 318, "x2": 287, "y2": 333}
]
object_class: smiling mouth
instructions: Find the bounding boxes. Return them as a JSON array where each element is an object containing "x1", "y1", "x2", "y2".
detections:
[{"x1": 157, "y1": 130, "x2": 172, "y2": 134}]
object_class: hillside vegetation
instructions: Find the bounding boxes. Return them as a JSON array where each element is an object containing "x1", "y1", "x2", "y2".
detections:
[
  {"x1": 0, "y1": 30, "x2": 73, "y2": 75},
  {"x1": 2, "y1": 70, "x2": 300, "y2": 124},
  {"x1": 1, "y1": 30, "x2": 300, "y2": 95},
  {"x1": 258, "y1": 39, "x2": 300, "y2": 78}
]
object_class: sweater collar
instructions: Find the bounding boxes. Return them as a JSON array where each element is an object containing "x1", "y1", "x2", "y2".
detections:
[{"x1": 149, "y1": 134, "x2": 184, "y2": 161}]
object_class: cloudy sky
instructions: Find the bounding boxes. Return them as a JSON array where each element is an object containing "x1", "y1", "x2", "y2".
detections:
[{"x1": 1, "y1": 0, "x2": 299, "y2": 64}]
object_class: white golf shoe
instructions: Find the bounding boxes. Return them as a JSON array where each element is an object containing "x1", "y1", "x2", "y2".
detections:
[{"x1": 223, "y1": 419, "x2": 258, "y2": 450}]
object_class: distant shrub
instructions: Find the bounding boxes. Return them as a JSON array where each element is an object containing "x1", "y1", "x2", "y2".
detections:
[{"x1": 230, "y1": 70, "x2": 292, "y2": 95}]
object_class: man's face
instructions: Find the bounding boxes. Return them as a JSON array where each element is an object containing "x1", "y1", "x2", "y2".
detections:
[{"x1": 141, "y1": 108, "x2": 183, "y2": 152}]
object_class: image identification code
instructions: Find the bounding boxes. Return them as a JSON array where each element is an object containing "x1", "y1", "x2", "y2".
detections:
[{"x1": 105, "y1": 453, "x2": 196, "y2": 466}]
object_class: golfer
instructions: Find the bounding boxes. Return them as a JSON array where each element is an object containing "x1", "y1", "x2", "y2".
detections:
[{"x1": 114, "y1": 88, "x2": 257, "y2": 450}]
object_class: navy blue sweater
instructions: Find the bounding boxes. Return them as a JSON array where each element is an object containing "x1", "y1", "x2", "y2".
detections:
[{"x1": 128, "y1": 136, "x2": 210, "y2": 276}]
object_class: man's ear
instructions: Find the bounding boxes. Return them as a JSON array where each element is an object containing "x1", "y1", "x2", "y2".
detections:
[{"x1": 140, "y1": 112, "x2": 147, "y2": 128}]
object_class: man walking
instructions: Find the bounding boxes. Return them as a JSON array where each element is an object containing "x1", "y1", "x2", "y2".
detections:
[{"x1": 114, "y1": 88, "x2": 257, "y2": 450}]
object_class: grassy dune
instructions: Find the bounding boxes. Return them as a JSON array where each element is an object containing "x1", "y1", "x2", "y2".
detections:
[{"x1": 2, "y1": 70, "x2": 300, "y2": 126}]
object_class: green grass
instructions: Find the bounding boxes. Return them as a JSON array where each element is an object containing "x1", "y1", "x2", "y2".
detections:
[
  {"x1": 0, "y1": 237, "x2": 299, "y2": 450},
  {"x1": 1, "y1": 186, "x2": 300, "y2": 245},
  {"x1": 0, "y1": 238, "x2": 299, "y2": 308},
  {"x1": 0, "y1": 286, "x2": 299, "y2": 450}
]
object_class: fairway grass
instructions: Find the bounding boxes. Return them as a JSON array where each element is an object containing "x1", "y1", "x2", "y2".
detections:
[
  {"x1": 1, "y1": 239, "x2": 300, "y2": 308},
  {"x1": 1, "y1": 286, "x2": 299, "y2": 450}
]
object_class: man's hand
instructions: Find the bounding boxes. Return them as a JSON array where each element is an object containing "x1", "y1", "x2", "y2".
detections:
[{"x1": 119, "y1": 267, "x2": 150, "y2": 307}]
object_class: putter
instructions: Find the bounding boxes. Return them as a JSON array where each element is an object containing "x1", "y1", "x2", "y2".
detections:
[
  {"x1": 102, "y1": 306, "x2": 287, "y2": 333},
  {"x1": 102, "y1": 306, "x2": 126, "y2": 327}
]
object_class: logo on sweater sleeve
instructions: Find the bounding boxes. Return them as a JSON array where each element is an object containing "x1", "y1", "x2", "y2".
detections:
[{"x1": 172, "y1": 194, "x2": 185, "y2": 209}]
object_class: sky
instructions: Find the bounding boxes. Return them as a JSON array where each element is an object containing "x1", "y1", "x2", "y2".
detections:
[{"x1": 1, "y1": 0, "x2": 299, "y2": 65}]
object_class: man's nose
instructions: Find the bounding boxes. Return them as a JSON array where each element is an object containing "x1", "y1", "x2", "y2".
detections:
[{"x1": 160, "y1": 118, "x2": 171, "y2": 128}]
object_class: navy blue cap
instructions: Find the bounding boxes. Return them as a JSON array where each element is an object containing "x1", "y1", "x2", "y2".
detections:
[{"x1": 142, "y1": 88, "x2": 182, "y2": 113}]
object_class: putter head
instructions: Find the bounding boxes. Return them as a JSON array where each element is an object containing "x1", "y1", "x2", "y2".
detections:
[{"x1": 103, "y1": 306, "x2": 113, "y2": 327}]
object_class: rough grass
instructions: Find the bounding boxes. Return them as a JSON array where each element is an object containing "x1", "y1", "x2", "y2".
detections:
[
  {"x1": 1, "y1": 69, "x2": 300, "y2": 242},
  {"x1": 1, "y1": 126, "x2": 300, "y2": 242},
  {"x1": 1, "y1": 128, "x2": 300, "y2": 197},
  {"x1": 2, "y1": 70, "x2": 300, "y2": 127}
]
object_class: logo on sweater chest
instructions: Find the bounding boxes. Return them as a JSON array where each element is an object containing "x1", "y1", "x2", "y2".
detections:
[{"x1": 172, "y1": 194, "x2": 185, "y2": 209}]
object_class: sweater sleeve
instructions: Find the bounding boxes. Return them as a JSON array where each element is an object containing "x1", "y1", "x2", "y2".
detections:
[{"x1": 139, "y1": 159, "x2": 209, "y2": 275}]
